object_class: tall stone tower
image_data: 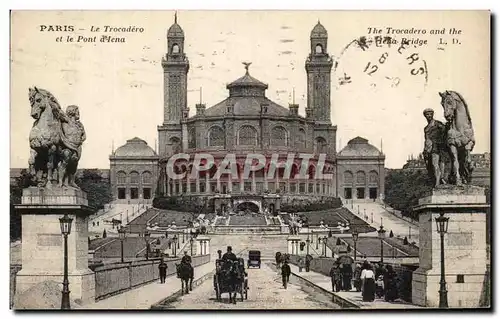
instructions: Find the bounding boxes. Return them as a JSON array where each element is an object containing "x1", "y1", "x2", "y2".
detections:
[
  {"x1": 158, "y1": 13, "x2": 189, "y2": 157},
  {"x1": 305, "y1": 21, "x2": 333, "y2": 124}
]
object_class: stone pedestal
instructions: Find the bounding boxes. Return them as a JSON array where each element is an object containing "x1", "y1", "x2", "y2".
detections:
[
  {"x1": 411, "y1": 185, "x2": 489, "y2": 308},
  {"x1": 196, "y1": 235, "x2": 211, "y2": 256},
  {"x1": 15, "y1": 187, "x2": 96, "y2": 305},
  {"x1": 287, "y1": 236, "x2": 301, "y2": 255}
]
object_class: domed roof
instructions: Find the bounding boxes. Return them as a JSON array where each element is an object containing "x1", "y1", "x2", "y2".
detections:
[
  {"x1": 311, "y1": 21, "x2": 327, "y2": 38},
  {"x1": 338, "y1": 137, "x2": 382, "y2": 157},
  {"x1": 168, "y1": 23, "x2": 184, "y2": 37},
  {"x1": 114, "y1": 137, "x2": 157, "y2": 157},
  {"x1": 226, "y1": 71, "x2": 268, "y2": 89}
]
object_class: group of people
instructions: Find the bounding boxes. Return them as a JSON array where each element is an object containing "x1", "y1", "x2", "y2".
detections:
[
  {"x1": 330, "y1": 260, "x2": 399, "y2": 303},
  {"x1": 329, "y1": 260, "x2": 354, "y2": 292}
]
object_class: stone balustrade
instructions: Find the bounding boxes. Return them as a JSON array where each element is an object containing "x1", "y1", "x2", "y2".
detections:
[{"x1": 91, "y1": 254, "x2": 210, "y2": 301}]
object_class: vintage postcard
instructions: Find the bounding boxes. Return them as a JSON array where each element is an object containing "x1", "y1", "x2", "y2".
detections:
[{"x1": 9, "y1": 10, "x2": 491, "y2": 310}]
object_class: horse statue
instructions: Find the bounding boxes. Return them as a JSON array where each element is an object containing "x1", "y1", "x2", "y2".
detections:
[
  {"x1": 439, "y1": 91, "x2": 475, "y2": 185},
  {"x1": 176, "y1": 262, "x2": 194, "y2": 294},
  {"x1": 28, "y1": 87, "x2": 86, "y2": 188}
]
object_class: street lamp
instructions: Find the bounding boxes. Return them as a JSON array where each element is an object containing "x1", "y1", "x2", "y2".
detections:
[
  {"x1": 435, "y1": 212, "x2": 450, "y2": 308},
  {"x1": 144, "y1": 231, "x2": 150, "y2": 260},
  {"x1": 322, "y1": 236, "x2": 328, "y2": 257},
  {"x1": 371, "y1": 211, "x2": 374, "y2": 223},
  {"x1": 377, "y1": 225, "x2": 386, "y2": 263},
  {"x1": 118, "y1": 226, "x2": 126, "y2": 263},
  {"x1": 190, "y1": 236, "x2": 194, "y2": 256},
  {"x1": 306, "y1": 235, "x2": 310, "y2": 255},
  {"x1": 352, "y1": 230, "x2": 359, "y2": 262},
  {"x1": 59, "y1": 214, "x2": 73, "y2": 310},
  {"x1": 172, "y1": 235, "x2": 178, "y2": 256}
]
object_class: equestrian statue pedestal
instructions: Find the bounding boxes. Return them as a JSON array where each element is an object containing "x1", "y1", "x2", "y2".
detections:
[
  {"x1": 15, "y1": 186, "x2": 96, "y2": 305},
  {"x1": 411, "y1": 185, "x2": 489, "y2": 308}
]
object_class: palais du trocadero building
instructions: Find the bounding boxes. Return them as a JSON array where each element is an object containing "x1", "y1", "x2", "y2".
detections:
[{"x1": 110, "y1": 18, "x2": 385, "y2": 209}]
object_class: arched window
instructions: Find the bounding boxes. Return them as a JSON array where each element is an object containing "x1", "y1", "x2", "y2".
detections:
[
  {"x1": 297, "y1": 128, "x2": 306, "y2": 149},
  {"x1": 129, "y1": 171, "x2": 139, "y2": 184},
  {"x1": 117, "y1": 171, "x2": 127, "y2": 184},
  {"x1": 343, "y1": 171, "x2": 353, "y2": 185},
  {"x1": 170, "y1": 137, "x2": 181, "y2": 154},
  {"x1": 142, "y1": 171, "x2": 152, "y2": 184},
  {"x1": 315, "y1": 137, "x2": 328, "y2": 154},
  {"x1": 315, "y1": 44, "x2": 323, "y2": 54},
  {"x1": 188, "y1": 127, "x2": 196, "y2": 149},
  {"x1": 271, "y1": 126, "x2": 288, "y2": 146},
  {"x1": 172, "y1": 44, "x2": 180, "y2": 54},
  {"x1": 369, "y1": 171, "x2": 379, "y2": 184},
  {"x1": 208, "y1": 126, "x2": 225, "y2": 147},
  {"x1": 356, "y1": 171, "x2": 366, "y2": 185},
  {"x1": 238, "y1": 125, "x2": 257, "y2": 146}
]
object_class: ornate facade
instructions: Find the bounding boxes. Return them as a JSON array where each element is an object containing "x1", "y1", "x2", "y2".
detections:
[
  {"x1": 336, "y1": 137, "x2": 385, "y2": 200},
  {"x1": 109, "y1": 137, "x2": 159, "y2": 202},
  {"x1": 110, "y1": 18, "x2": 386, "y2": 212}
]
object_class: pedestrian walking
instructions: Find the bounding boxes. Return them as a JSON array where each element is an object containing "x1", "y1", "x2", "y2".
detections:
[
  {"x1": 158, "y1": 259, "x2": 168, "y2": 284},
  {"x1": 361, "y1": 263, "x2": 376, "y2": 302},
  {"x1": 281, "y1": 260, "x2": 291, "y2": 289}
]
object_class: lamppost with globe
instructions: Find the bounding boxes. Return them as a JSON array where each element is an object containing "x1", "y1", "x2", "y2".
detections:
[
  {"x1": 172, "y1": 235, "x2": 178, "y2": 256},
  {"x1": 118, "y1": 226, "x2": 126, "y2": 263},
  {"x1": 377, "y1": 225, "x2": 386, "y2": 263},
  {"x1": 352, "y1": 230, "x2": 359, "y2": 262},
  {"x1": 144, "y1": 231, "x2": 150, "y2": 260},
  {"x1": 322, "y1": 236, "x2": 328, "y2": 257},
  {"x1": 190, "y1": 236, "x2": 194, "y2": 256},
  {"x1": 436, "y1": 212, "x2": 450, "y2": 308},
  {"x1": 59, "y1": 214, "x2": 73, "y2": 310}
]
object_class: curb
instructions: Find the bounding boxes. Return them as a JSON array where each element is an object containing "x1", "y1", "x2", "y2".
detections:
[
  {"x1": 271, "y1": 262, "x2": 359, "y2": 309},
  {"x1": 150, "y1": 270, "x2": 216, "y2": 309}
]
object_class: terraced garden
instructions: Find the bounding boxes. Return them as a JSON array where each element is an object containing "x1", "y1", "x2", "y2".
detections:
[{"x1": 228, "y1": 214, "x2": 267, "y2": 226}]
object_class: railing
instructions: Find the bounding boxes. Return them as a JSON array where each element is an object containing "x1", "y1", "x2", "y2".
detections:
[
  {"x1": 287, "y1": 255, "x2": 418, "y2": 303},
  {"x1": 212, "y1": 225, "x2": 282, "y2": 234},
  {"x1": 92, "y1": 254, "x2": 210, "y2": 301}
]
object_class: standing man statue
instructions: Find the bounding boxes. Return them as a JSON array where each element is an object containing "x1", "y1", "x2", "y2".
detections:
[
  {"x1": 422, "y1": 108, "x2": 447, "y2": 187},
  {"x1": 58, "y1": 105, "x2": 86, "y2": 188}
]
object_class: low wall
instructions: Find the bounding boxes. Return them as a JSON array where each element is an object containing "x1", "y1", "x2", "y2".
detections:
[
  {"x1": 288, "y1": 255, "x2": 418, "y2": 303},
  {"x1": 212, "y1": 225, "x2": 282, "y2": 234},
  {"x1": 92, "y1": 254, "x2": 210, "y2": 301}
]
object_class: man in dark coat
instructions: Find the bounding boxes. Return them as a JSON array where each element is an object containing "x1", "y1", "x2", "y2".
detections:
[
  {"x1": 222, "y1": 246, "x2": 237, "y2": 261},
  {"x1": 181, "y1": 251, "x2": 192, "y2": 264},
  {"x1": 158, "y1": 259, "x2": 168, "y2": 284},
  {"x1": 281, "y1": 260, "x2": 291, "y2": 289}
]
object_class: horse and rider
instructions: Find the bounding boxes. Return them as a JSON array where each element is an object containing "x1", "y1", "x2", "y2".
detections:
[
  {"x1": 176, "y1": 251, "x2": 194, "y2": 294},
  {"x1": 424, "y1": 91, "x2": 476, "y2": 187}
]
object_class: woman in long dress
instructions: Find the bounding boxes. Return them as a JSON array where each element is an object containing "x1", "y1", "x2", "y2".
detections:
[{"x1": 360, "y1": 264, "x2": 376, "y2": 302}]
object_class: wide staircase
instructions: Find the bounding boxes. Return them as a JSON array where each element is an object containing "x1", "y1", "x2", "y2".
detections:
[
  {"x1": 208, "y1": 234, "x2": 289, "y2": 260},
  {"x1": 88, "y1": 202, "x2": 151, "y2": 236}
]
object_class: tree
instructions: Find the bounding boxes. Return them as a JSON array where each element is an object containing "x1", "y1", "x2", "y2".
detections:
[
  {"x1": 403, "y1": 236, "x2": 409, "y2": 245},
  {"x1": 75, "y1": 169, "x2": 112, "y2": 210},
  {"x1": 384, "y1": 169, "x2": 431, "y2": 221},
  {"x1": 10, "y1": 169, "x2": 34, "y2": 241},
  {"x1": 336, "y1": 237, "x2": 342, "y2": 245},
  {"x1": 389, "y1": 230, "x2": 394, "y2": 238}
]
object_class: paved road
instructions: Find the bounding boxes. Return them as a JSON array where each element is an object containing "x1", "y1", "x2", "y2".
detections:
[{"x1": 164, "y1": 263, "x2": 341, "y2": 309}]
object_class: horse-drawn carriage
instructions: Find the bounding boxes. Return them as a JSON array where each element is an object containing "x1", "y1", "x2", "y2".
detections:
[
  {"x1": 213, "y1": 258, "x2": 248, "y2": 303},
  {"x1": 247, "y1": 250, "x2": 261, "y2": 269}
]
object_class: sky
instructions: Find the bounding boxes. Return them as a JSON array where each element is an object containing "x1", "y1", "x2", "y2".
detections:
[{"x1": 10, "y1": 10, "x2": 490, "y2": 169}]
